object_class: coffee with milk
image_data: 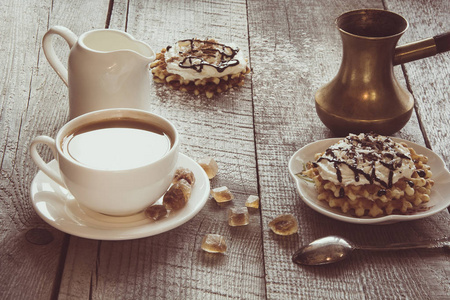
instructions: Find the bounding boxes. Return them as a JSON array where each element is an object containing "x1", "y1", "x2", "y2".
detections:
[{"x1": 61, "y1": 118, "x2": 173, "y2": 171}]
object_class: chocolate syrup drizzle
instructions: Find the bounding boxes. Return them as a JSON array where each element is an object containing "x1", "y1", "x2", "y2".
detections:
[
  {"x1": 167, "y1": 38, "x2": 240, "y2": 73},
  {"x1": 317, "y1": 133, "x2": 412, "y2": 189}
]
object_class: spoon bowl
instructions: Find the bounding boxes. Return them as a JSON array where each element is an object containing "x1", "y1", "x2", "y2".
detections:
[{"x1": 292, "y1": 236, "x2": 354, "y2": 265}]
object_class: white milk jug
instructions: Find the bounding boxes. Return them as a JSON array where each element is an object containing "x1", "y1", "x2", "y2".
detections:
[{"x1": 43, "y1": 26, "x2": 155, "y2": 119}]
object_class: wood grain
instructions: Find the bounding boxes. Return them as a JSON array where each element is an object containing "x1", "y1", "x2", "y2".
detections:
[
  {"x1": 58, "y1": 0, "x2": 265, "y2": 299},
  {"x1": 0, "y1": 1, "x2": 67, "y2": 299},
  {"x1": 0, "y1": 0, "x2": 112, "y2": 299},
  {"x1": 387, "y1": 0, "x2": 450, "y2": 170},
  {"x1": 247, "y1": 0, "x2": 450, "y2": 299},
  {"x1": 1, "y1": 0, "x2": 449, "y2": 299}
]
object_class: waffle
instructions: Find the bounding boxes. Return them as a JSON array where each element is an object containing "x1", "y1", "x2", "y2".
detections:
[
  {"x1": 150, "y1": 39, "x2": 250, "y2": 98},
  {"x1": 302, "y1": 134, "x2": 434, "y2": 217}
]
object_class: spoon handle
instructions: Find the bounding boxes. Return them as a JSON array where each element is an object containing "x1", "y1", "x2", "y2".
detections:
[{"x1": 357, "y1": 237, "x2": 450, "y2": 251}]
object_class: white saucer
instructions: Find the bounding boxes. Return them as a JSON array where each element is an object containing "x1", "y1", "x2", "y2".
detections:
[
  {"x1": 289, "y1": 138, "x2": 450, "y2": 225},
  {"x1": 30, "y1": 153, "x2": 210, "y2": 240}
]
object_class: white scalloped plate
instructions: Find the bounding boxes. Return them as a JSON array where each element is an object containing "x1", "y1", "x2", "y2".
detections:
[{"x1": 288, "y1": 138, "x2": 450, "y2": 225}]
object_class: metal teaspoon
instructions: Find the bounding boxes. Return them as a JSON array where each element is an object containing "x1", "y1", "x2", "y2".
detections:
[{"x1": 292, "y1": 235, "x2": 450, "y2": 266}]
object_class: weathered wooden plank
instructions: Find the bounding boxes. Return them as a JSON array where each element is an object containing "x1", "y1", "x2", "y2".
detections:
[
  {"x1": 386, "y1": 0, "x2": 450, "y2": 170},
  {"x1": 0, "y1": 1, "x2": 68, "y2": 299},
  {"x1": 58, "y1": 0, "x2": 265, "y2": 299},
  {"x1": 2, "y1": 0, "x2": 448, "y2": 299},
  {"x1": 0, "y1": 0, "x2": 112, "y2": 299},
  {"x1": 248, "y1": 0, "x2": 450, "y2": 299}
]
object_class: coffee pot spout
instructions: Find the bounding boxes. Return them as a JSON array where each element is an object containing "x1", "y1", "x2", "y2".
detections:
[{"x1": 394, "y1": 32, "x2": 450, "y2": 65}]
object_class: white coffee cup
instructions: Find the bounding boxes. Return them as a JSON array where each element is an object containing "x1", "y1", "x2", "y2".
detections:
[{"x1": 30, "y1": 108, "x2": 179, "y2": 216}]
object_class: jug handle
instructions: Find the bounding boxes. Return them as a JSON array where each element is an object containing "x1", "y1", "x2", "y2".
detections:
[{"x1": 42, "y1": 26, "x2": 78, "y2": 86}]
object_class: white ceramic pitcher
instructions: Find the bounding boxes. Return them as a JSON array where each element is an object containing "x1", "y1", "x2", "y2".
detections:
[{"x1": 42, "y1": 26, "x2": 155, "y2": 119}]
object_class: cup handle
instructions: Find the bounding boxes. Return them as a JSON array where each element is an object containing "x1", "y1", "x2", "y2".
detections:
[
  {"x1": 42, "y1": 26, "x2": 78, "y2": 86},
  {"x1": 30, "y1": 136, "x2": 66, "y2": 188}
]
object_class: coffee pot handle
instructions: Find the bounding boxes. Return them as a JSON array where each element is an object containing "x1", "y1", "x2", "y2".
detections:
[
  {"x1": 30, "y1": 136, "x2": 66, "y2": 187},
  {"x1": 394, "y1": 32, "x2": 450, "y2": 65},
  {"x1": 42, "y1": 26, "x2": 78, "y2": 86}
]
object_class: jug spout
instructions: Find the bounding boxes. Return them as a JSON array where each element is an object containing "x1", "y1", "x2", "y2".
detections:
[
  {"x1": 394, "y1": 32, "x2": 450, "y2": 65},
  {"x1": 125, "y1": 38, "x2": 156, "y2": 64},
  {"x1": 78, "y1": 29, "x2": 155, "y2": 63}
]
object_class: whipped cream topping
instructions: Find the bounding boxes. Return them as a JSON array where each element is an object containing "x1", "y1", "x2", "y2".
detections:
[
  {"x1": 164, "y1": 39, "x2": 247, "y2": 81},
  {"x1": 315, "y1": 133, "x2": 415, "y2": 188}
]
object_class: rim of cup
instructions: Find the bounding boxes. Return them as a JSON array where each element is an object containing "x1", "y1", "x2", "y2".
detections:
[{"x1": 55, "y1": 108, "x2": 179, "y2": 172}]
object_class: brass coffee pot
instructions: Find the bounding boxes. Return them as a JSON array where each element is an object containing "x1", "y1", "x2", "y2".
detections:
[{"x1": 315, "y1": 9, "x2": 450, "y2": 136}]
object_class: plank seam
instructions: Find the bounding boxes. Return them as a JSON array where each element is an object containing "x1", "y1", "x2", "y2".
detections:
[
  {"x1": 401, "y1": 64, "x2": 432, "y2": 150},
  {"x1": 50, "y1": 235, "x2": 71, "y2": 300},
  {"x1": 245, "y1": 0, "x2": 269, "y2": 299},
  {"x1": 125, "y1": 0, "x2": 130, "y2": 32},
  {"x1": 43, "y1": 5, "x2": 75, "y2": 299},
  {"x1": 105, "y1": 0, "x2": 114, "y2": 29}
]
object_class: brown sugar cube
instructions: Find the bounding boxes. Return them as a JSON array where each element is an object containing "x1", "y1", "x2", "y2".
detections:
[
  {"x1": 145, "y1": 205, "x2": 168, "y2": 221},
  {"x1": 201, "y1": 234, "x2": 227, "y2": 253},
  {"x1": 173, "y1": 167, "x2": 195, "y2": 186},
  {"x1": 163, "y1": 179, "x2": 191, "y2": 210},
  {"x1": 210, "y1": 186, "x2": 234, "y2": 203},
  {"x1": 268, "y1": 214, "x2": 298, "y2": 236},
  {"x1": 245, "y1": 195, "x2": 260, "y2": 209},
  {"x1": 198, "y1": 157, "x2": 219, "y2": 179},
  {"x1": 228, "y1": 207, "x2": 250, "y2": 226}
]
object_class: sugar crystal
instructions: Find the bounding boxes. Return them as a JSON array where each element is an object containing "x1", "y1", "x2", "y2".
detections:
[
  {"x1": 210, "y1": 186, "x2": 234, "y2": 203},
  {"x1": 173, "y1": 167, "x2": 195, "y2": 186},
  {"x1": 163, "y1": 179, "x2": 191, "y2": 210},
  {"x1": 245, "y1": 195, "x2": 260, "y2": 208},
  {"x1": 269, "y1": 214, "x2": 298, "y2": 235},
  {"x1": 228, "y1": 207, "x2": 249, "y2": 226},
  {"x1": 201, "y1": 234, "x2": 227, "y2": 253},
  {"x1": 145, "y1": 205, "x2": 168, "y2": 221},
  {"x1": 198, "y1": 157, "x2": 219, "y2": 179}
]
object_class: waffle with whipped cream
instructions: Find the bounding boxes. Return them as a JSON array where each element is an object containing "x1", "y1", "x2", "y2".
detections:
[
  {"x1": 302, "y1": 133, "x2": 434, "y2": 217},
  {"x1": 150, "y1": 38, "x2": 250, "y2": 98}
]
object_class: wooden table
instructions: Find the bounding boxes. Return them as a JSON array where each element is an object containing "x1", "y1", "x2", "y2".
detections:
[{"x1": 1, "y1": 0, "x2": 449, "y2": 299}]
